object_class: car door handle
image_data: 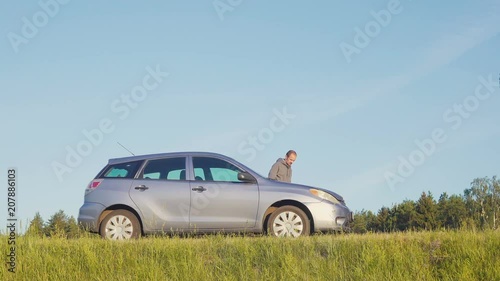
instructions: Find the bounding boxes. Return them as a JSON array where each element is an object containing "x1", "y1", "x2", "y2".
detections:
[
  {"x1": 191, "y1": 186, "x2": 207, "y2": 192},
  {"x1": 135, "y1": 185, "x2": 149, "y2": 191}
]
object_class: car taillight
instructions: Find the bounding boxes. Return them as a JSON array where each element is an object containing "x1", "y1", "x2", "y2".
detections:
[
  {"x1": 90, "y1": 180, "x2": 102, "y2": 189},
  {"x1": 85, "y1": 179, "x2": 103, "y2": 195}
]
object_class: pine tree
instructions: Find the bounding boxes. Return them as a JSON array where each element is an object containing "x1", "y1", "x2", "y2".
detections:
[
  {"x1": 46, "y1": 210, "x2": 69, "y2": 237},
  {"x1": 27, "y1": 212, "x2": 45, "y2": 237},
  {"x1": 376, "y1": 207, "x2": 392, "y2": 232},
  {"x1": 66, "y1": 216, "x2": 81, "y2": 238},
  {"x1": 393, "y1": 200, "x2": 417, "y2": 231},
  {"x1": 415, "y1": 192, "x2": 438, "y2": 230}
]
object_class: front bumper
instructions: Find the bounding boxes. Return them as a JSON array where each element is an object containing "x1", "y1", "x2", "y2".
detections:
[{"x1": 305, "y1": 201, "x2": 353, "y2": 232}]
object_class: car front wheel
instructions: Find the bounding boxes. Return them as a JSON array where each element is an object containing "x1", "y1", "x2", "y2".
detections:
[
  {"x1": 268, "y1": 206, "x2": 310, "y2": 237},
  {"x1": 100, "y1": 210, "x2": 141, "y2": 240}
]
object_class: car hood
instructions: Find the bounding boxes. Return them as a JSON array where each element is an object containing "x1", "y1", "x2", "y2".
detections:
[{"x1": 260, "y1": 179, "x2": 345, "y2": 203}]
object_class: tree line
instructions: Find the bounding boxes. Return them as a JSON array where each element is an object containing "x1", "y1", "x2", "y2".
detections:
[
  {"x1": 26, "y1": 210, "x2": 83, "y2": 238},
  {"x1": 352, "y1": 176, "x2": 500, "y2": 233}
]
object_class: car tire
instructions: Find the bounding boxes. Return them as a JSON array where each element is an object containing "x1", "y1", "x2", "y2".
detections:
[
  {"x1": 268, "y1": 206, "x2": 310, "y2": 237},
  {"x1": 100, "y1": 210, "x2": 141, "y2": 240}
]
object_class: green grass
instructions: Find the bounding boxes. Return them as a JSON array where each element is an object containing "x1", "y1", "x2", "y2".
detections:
[{"x1": 1, "y1": 230, "x2": 499, "y2": 280}]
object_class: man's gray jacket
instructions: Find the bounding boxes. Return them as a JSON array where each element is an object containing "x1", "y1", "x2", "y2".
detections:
[{"x1": 268, "y1": 158, "x2": 292, "y2": 183}]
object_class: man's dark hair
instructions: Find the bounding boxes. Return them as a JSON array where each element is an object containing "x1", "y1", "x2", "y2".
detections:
[{"x1": 286, "y1": 150, "x2": 297, "y2": 157}]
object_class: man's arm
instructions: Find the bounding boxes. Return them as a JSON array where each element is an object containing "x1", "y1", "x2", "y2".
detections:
[{"x1": 268, "y1": 162, "x2": 279, "y2": 180}]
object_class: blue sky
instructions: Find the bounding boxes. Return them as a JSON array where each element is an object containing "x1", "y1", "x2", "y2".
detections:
[{"x1": 1, "y1": 0, "x2": 499, "y2": 228}]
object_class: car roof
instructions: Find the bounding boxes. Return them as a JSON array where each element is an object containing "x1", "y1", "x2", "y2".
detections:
[{"x1": 108, "y1": 151, "x2": 233, "y2": 165}]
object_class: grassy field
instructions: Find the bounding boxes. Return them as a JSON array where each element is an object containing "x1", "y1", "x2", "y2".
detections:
[{"x1": 1, "y1": 230, "x2": 499, "y2": 280}]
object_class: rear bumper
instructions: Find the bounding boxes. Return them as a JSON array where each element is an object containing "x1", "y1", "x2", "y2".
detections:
[
  {"x1": 77, "y1": 202, "x2": 106, "y2": 233},
  {"x1": 305, "y1": 202, "x2": 354, "y2": 232}
]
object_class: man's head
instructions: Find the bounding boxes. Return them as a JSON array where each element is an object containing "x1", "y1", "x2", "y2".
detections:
[{"x1": 284, "y1": 150, "x2": 297, "y2": 166}]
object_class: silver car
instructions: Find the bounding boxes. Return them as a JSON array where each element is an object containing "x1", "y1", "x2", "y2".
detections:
[{"x1": 78, "y1": 152, "x2": 353, "y2": 240}]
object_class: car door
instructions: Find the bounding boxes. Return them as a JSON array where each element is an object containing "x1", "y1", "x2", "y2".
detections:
[
  {"x1": 189, "y1": 156, "x2": 259, "y2": 230},
  {"x1": 128, "y1": 157, "x2": 191, "y2": 232}
]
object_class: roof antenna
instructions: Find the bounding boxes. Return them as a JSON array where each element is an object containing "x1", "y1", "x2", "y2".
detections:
[{"x1": 117, "y1": 142, "x2": 135, "y2": 156}]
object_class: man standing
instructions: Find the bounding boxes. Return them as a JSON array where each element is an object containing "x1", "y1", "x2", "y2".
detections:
[{"x1": 268, "y1": 150, "x2": 297, "y2": 183}]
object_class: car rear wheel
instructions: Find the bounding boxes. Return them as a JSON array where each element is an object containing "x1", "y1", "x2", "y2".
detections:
[
  {"x1": 268, "y1": 206, "x2": 310, "y2": 237},
  {"x1": 100, "y1": 210, "x2": 141, "y2": 240}
]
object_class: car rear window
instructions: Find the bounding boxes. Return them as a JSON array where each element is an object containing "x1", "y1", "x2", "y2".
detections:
[{"x1": 99, "y1": 160, "x2": 143, "y2": 179}]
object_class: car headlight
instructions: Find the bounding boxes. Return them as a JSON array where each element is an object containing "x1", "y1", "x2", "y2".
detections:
[{"x1": 309, "y1": 189, "x2": 340, "y2": 205}]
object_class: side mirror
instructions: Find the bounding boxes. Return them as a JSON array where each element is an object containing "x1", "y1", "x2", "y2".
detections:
[{"x1": 238, "y1": 172, "x2": 256, "y2": 183}]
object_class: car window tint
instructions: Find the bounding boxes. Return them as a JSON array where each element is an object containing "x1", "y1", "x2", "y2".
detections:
[
  {"x1": 101, "y1": 161, "x2": 142, "y2": 179},
  {"x1": 193, "y1": 157, "x2": 244, "y2": 182},
  {"x1": 142, "y1": 157, "x2": 186, "y2": 180},
  {"x1": 194, "y1": 168, "x2": 205, "y2": 180},
  {"x1": 143, "y1": 172, "x2": 160, "y2": 180},
  {"x1": 210, "y1": 168, "x2": 239, "y2": 181},
  {"x1": 166, "y1": 169, "x2": 185, "y2": 180}
]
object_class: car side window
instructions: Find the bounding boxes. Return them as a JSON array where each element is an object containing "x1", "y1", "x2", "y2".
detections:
[
  {"x1": 101, "y1": 161, "x2": 142, "y2": 179},
  {"x1": 194, "y1": 168, "x2": 205, "y2": 181},
  {"x1": 192, "y1": 157, "x2": 244, "y2": 182},
  {"x1": 141, "y1": 157, "x2": 186, "y2": 180}
]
